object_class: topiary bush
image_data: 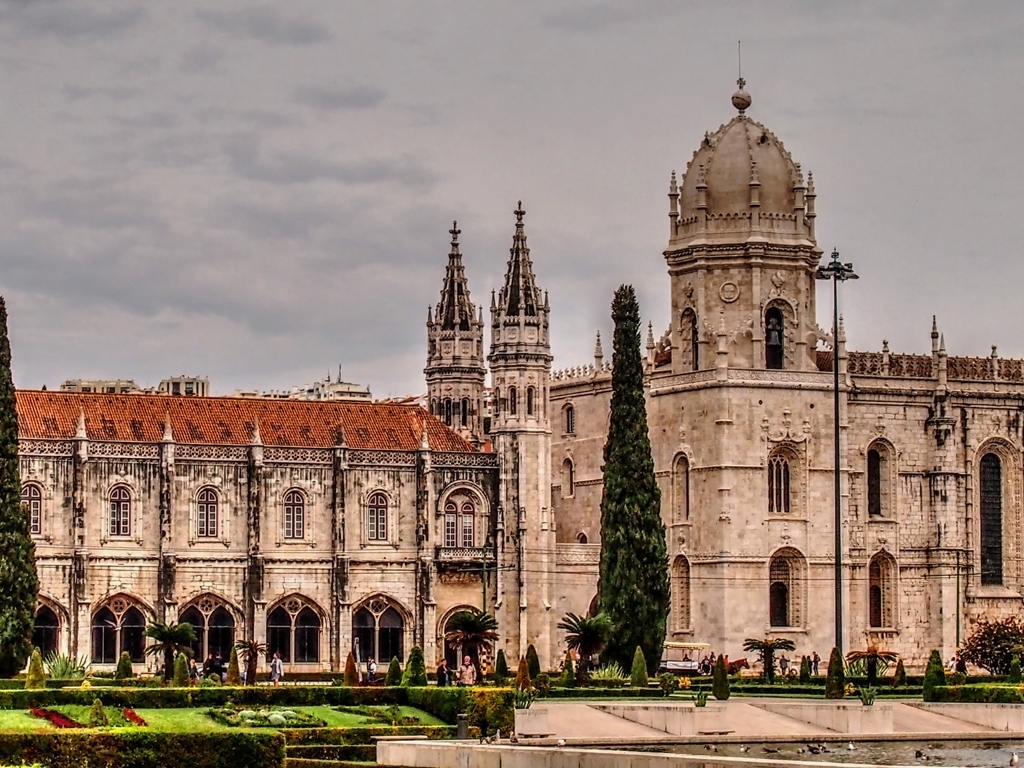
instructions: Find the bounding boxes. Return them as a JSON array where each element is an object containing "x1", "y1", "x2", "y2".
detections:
[
  {"x1": 892, "y1": 658, "x2": 906, "y2": 688},
  {"x1": 799, "y1": 655, "x2": 811, "y2": 684},
  {"x1": 558, "y1": 651, "x2": 575, "y2": 688},
  {"x1": 825, "y1": 646, "x2": 845, "y2": 699},
  {"x1": 1009, "y1": 655, "x2": 1022, "y2": 684},
  {"x1": 172, "y1": 653, "x2": 189, "y2": 688},
  {"x1": 384, "y1": 657, "x2": 402, "y2": 687},
  {"x1": 401, "y1": 646, "x2": 427, "y2": 687},
  {"x1": 922, "y1": 650, "x2": 946, "y2": 701},
  {"x1": 533, "y1": 673, "x2": 551, "y2": 697},
  {"x1": 25, "y1": 649, "x2": 46, "y2": 690},
  {"x1": 115, "y1": 652, "x2": 134, "y2": 681},
  {"x1": 226, "y1": 649, "x2": 241, "y2": 686},
  {"x1": 526, "y1": 645, "x2": 541, "y2": 680},
  {"x1": 712, "y1": 655, "x2": 729, "y2": 700},
  {"x1": 344, "y1": 652, "x2": 359, "y2": 686},
  {"x1": 658, "y1": 673, "x2": 678, "y2": 697},
  {"x1": 630, "y1": 646, "x2": 648, "y2": 689},
  {"x1": 515, "y1": 657, "x2": 531, "y2": 691},
  {"x1": 88, "y1": 698, "x2": 109, "y2": 727},
  {"x1": 494, "y1": 650, "x2": 509, "y2": 684}
]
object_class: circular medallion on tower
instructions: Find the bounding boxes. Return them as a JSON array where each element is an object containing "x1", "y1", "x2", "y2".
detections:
[{"x1": 719, "y1": 282, "x2": 740, "y2": 303}]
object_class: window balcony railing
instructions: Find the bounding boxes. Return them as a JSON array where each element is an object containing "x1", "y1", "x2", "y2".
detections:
[{"x1": 435, "y1": 546, "x2": 496, "y2": 563}]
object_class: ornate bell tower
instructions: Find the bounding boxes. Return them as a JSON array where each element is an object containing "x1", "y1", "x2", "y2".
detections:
[
  {"x1": 488, "y1": 203, "x2": 554, "y2": 665},
  {"x1": 425, "y1": 222, "x2": 486, "y2": 446}
]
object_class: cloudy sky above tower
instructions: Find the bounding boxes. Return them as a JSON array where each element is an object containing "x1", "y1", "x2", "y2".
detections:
[{"x1": 0, "y1": 1, "x2": 1021, "y2": 397}]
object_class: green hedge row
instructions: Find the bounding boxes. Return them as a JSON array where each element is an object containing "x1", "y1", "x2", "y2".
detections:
[
  {"x1": 544, "y1": 687, "x2": 665, "y2": 699},
  {"x1": 279, "y1": 725, "x2": 462, "y2": 745},
  {"x1": 405, "y1": 687, "x2": 514, "y2": 734},
  {"x1": 0, "y1": 731, "x2": 283, "y2": 768},
  {"x1": 286, "y1": 744, "x2": 375, "y2": 760},
  {"x1": 925, "y1": 684, "x2": 1024, "y2": 703}
]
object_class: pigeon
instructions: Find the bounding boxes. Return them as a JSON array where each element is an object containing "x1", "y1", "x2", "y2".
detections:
[
  {"x1": 557, "y1": 739, "x2": 566, "y2": 748},
  {"x1": 1010, "y1": 752, "x2": 1019, "y2": 767},
  {"x1": 739, "y1": 745, "x2": 749, "y2": 753},
  {"x1": 808, "y1": 746, "x2": 822, "y2": 755},
  {"x1": 763, "y1": 747, "x2": 780, "y2": 754},
  {"x1": 797, "y1": 748, "x2": 806, "y2": 754},
  {"x1": 915, "y1": 750, "x2": 925, "y2": 759},
  {"x1": 509, "y1": 735, "x2": 518, "y2": 745},
  {"x1": 848, "y1": 742, "x2": 856, "y2": 751}
]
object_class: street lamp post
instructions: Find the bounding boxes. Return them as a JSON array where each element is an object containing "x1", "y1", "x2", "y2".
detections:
[{"x1": 816, "y1": 248, "x2": 858, "y2": 654}]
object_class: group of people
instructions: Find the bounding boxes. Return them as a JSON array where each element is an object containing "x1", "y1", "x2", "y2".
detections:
[
  {"x1": 362, "y1": 655, "x2": 479, "y2": 686},
  {"x1": 186, "y1": 651, "x2": 231, "y2": 684},
  {"x1": 695, "y1": 650, "x2": 823, "y2": 676}
]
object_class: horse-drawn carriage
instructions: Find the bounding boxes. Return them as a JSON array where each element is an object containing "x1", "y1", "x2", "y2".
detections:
[{"x1": 659, "y1": 641, "x2": 710, "y2": 675}]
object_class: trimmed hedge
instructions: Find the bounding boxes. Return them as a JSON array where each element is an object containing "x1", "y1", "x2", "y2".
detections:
[
  {"x1": 0, "y1": 731, "x2": 283, "y2": 768},
  {"x1": 405, "y1": 687, "x2": 514, "y2": 734},
  {"x1": 279, "y1": 725, "x2": 462, "y2": 746},
  {"x1": 925, "y1": 684, "x2": 1024, "y2": 703},
  {"x1": 544, "y1": 687, "x2": 664, "y2": 699}
]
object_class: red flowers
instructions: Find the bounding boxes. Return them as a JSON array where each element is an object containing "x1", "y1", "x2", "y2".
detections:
[
  {"x1": 30, "y1": 708, "x2": 83, "y2": 728},
  {"x1": 123, "y1": 708, "x2": 147, "y2": 726}
]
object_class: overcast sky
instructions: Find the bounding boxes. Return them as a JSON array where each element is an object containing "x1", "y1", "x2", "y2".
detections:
[{"x1": 0, "y1": 1, "x2": 1021, "y2": 397}]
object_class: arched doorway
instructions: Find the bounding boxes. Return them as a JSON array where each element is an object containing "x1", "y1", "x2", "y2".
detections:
[
  {"x1": 353, "y1": 597, "x2": 405, "y2": 664},
  {"x1": 33, "y1": 605, "x2": 60, "y2": 655},
  {"x1": 179, "y1": 595, "x2": 238, "y2": 662},
  {"x1": 91, "y1": 596, "x2": 147, "y2": 664},
  {"x1": 439, "y1": 606, "x2": 480, "y2": 671}
]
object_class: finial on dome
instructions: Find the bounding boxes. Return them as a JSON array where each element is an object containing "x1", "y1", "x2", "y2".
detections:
[{"x1": 732, "y1": 42, "x2": 752, "y2": 114}]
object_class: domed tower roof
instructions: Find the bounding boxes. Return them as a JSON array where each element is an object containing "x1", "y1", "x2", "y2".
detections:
[{"x1": 667, "y1": 80, "x2": 817, "y2": 250}]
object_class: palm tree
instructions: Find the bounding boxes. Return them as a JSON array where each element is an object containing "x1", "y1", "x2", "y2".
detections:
[
  {"x1": 742, "y1": 637, "x2": 796, "y2": 684},
  {"x1": 444, "y1": 611, "x2": 499, "y2": 678},
  {"x1": 557, "y1": 612, "x2": 613, "y2": 683},
  {"x1": 144, "y1": 621, "x2": 197, "y2": 681},
  {"x1": 234, "y1": 639, "x2": 267, "y2": 686},
  {"x1": 846, "y1": 646, "x2": 898, "y2": 687}
]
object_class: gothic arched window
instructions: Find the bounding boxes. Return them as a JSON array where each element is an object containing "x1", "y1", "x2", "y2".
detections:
[
  {"x1": 444, "y1": 501, "x2": 457, "y2": 548},
  {"x1": 268, "y1": 596, "x2": 322, "y2": 663},
  {"x1": 180, "y1": 597, "x2": 236, "y2": 660},
  {"x1": 367, "y1": 492, "x2": 388, "y2": 541},
  {"x1": 562, "y1": 458, "x2": 575, "y2": 498},
  {"x1": 353, "y1": 598, "x2": 405, "y2": 663},
  {"x1": 197, "y1": 487, "x2": 219, "y2": 538},
  {"x1": 768, "y1": 452, "x2": 791, "y2": 515},
  {"x1": 91, "y1": 600, "x2": 146, "y2": 664},
  {"x1": 460, "y1": 501, "x2": 475, "y2": 547},
  {"x1": 681, "y1": 308, "x2": 699, "y2": 372},
  {"x1": 765, "y1": 307, "x2": 785, "y2": 369},
  {"x1": 868, "y1": 553, "x2": 896, "y2": 628},
  {"x1": 444, "y1": 398, "x2": 453, "y2": 426},
  {"x1": 769, "y1": 549, "x2": 804, "y2": 628},
  {"x1": 109, "y1": 485, "x2": 132, "y2": 537},
  {"x1": 672, "y1": 556, "x2": 691, "y2": 631},
  {"x1": 284, "y1": 490, "x2": 306, "y2": 540},
  {"x1": 980, "y1": 452, "x2": 1004, "y2": 585},
  {"x1": 461, "y1": 398, "x2": 470, "y2": 428},
  {"x1": 33, "y1": 606, "x2": 59, "y2": 655},
  {"x1": 564, "y1": 405, "x2": 575, "y2": 435},
  {"x1": 526, "y1": 387, "x2": 535, "y2": 415},
  {"x1": 866, "y1": 442, "x2": 893, "y2": 518},
  {"x1": 508, "y1": 387, "x2": 518, "y2": 416},
  {"x1": 672, "y1": 455, "x2": 690, "y2": 524},
  {"x1": 22, "y1": 483, "x2": 41, "y2": 535}
]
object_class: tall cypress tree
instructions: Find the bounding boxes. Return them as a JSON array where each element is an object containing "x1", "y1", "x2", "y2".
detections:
[
  {"x1": 0, "y1": 298, "x2": 37, "y2": 677},
  {"x1": 598, "y1": 285, "x2": 669, "y2": 671}
]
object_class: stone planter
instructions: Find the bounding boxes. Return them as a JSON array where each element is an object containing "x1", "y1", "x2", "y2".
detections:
[{"x1": 515, "y1": 706, "x2": 550, "y2": 737}]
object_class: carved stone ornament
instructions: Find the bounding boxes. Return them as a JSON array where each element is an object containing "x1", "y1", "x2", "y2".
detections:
[
  {"x1": 761, "y1": 408, "x2": 810, "y2": 444},
  {"x1": 719, "y1": 281, "x2": 740, "y2": 303},
  {"x1": 769, "y1": 270, "x2": 787, "y2": 298}
]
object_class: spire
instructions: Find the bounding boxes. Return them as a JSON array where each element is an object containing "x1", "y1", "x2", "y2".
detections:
[
  {"x1": 498, "y1": 202, "x2": 541, "y2": 317},
  {"x1": 250, "y1": 417, "x2": 262, "y2": 445},
  {"x1": 594, "y1": 330, "x2": 604, "y2": 366},
  {"x1": 162, "y1": 412, "x2": 173, "y2": 442},
  {"x1": 436, "y1": 221, "x2": 475, "y2": 331},
  {"x1": 75, "y1": 407, "x2": 87, "y2": 439}
]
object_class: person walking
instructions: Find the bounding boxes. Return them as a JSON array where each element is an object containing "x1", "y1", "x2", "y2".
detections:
[
  {"x1": 811, "y1": 652, "x2": 820, "y2": 676},
  {"x1": 457, "y1": 655, "x2": 477, "y2": 686},
  {"x1": 367, "y1": 657, "x2": 377, "y2": 684},
  {"x1": 188, "y1": 658, "x2": 200, "y2": 685},
  {"x1": 436, "y1": 658, "x2": 451, "y2": 687},
  {"x1": 269, "y1": 651, "x2": 284, "y2": 686}
]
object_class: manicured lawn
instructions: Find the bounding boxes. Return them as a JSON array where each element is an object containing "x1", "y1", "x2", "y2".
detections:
[
  {"x1": 308, "y1": 706, "x2": 444, "y2": 727},
  {"x1": 132, "y1": 709, "x2": 231, "y2": 731},
  {"x1": 0, "y1": 710, "x2": 53, "y2": 731}
]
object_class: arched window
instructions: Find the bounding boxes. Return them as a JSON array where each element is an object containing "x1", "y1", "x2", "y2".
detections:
[
  {"x1": 866, "y1": 442, "x2": 894, "y2": 519},
  {"x1": 284, "y1": 490, "x2": 305, "y2": 540},
  {"x1": 367, "y1": 492, "x2": 388, "y2": 541},
  {"x1": 526, "y1": 387, "x2": 535, "y2": 416},
  {"x1": 492, "y1": 389, "x2": 499, "y2": 417},
  {"x1": 444, "y1": 399, "x2": 453, "y2": 426},
  {"x1": 564, "y1": 405, "x2": 575, "y2": 435},
  {"x1": 681, "y1": 308, "x2": 699, "y2": 372},
  {"x1": 576, "y1": 531, "x2": 588, "y2": 544},
  {"x1": 353, "y1": 598, "x2": 405, "y2": 663},
  {"x1": 461, "y1": 398, "x2": 469, "y2": 428},
  {"x1": 508, "y1": 386, "x2": 517, "y2": 416},
  {"x1": 180, "y1": 596, "x2": 237, "y2": 661},
  {"x1": 768, "y1": 549, "x2": 804, "y2": 628},
  {"x1": 109, "y1": 486, "x2": 132, "y2": 537},
  {"x1": 460, "y1": 501, "x2": 475, "y2": 547},
  {"x1": 672, "y1": 455, "x2": 690, "y2": 523},
  {"x1": 868, "y1": 554, "x2": 896, "y2": 628},
  {"x1": 444, "y1": 501, "x2": 458, "y2": 548},
  {"x1": 980, "y1": 452, "x2": 1003, "y2": 585},
  {"x1": 765, "y1": 307, "x2": 785, "y2": 369},
  {"x1": 197, "y1": 487, "x2": 219, "y2": 538},
  {"x1": 561, "y1": 458, "x2": 575, "y2": 498},
  {"x1": 672, "y1": 556, "x2": 691, "y2": 631},
  {"x1": 22, "y1": 484, "x2": 41, "y2": 535},
  {"x1": 267, "y1": 596, "x2": 322, "y2": 663},
  {"x1": 768, "y1": 452, "x2": 791, "y2": 515},
  {"x1": 33, "y1": 606, "x2": 59, "y2": 655},
  {"x1": 91, "y1": 599, "x2": 146, "y2": 664}
]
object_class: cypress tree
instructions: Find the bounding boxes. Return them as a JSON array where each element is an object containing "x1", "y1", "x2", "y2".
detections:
[
  {"x1": 526, "y1": 644, "x2": 541, "y2": 680},
  {"x1": 712, "y1": 655, "x2": 730, "y2": 700},
  {"x1": 630, "y1": 646, "x2": 649, "y2": 689},
  {"x1": 824, "y1": 646, "x2": 845, "y2": 699},
  {"x1": 385, "y1": 656, "x2": 402, "y2": 686},
  {"x1": 172, "y1": 652, "x2": 189, "y2": 687},
  {"x1": 515, "y1": 657, "x2": 532, "y2": 690},
  {"x1": 559, "y1": 650, "x2": 575, "y2": 688},
  {"x1": 0, "y1": 299, "x2": 38, "y2": 677},
  {"x1": 115, "y1": 651, "x2": 134, "y2": 681},
  {"x1": 225, "y1": 648, "x2": 241, "y2": 685},
  {"x1": 799, "y1": 655, "x2": 811, "y2": 684},
  {"x1": 344, "y1": 651, "x2": 359, "y2": 686},
  {"x1": 24, "y1": 648, "x2": 45, "y2": 689},
  {"x1": 494, "y1": 649, "x2": 509, "y2": 683},
  {"x1": 597, "y1": 286, "x2": 669, "y2": 670},
  {"x1": 922, "y1": 649, "x2": 945, "y2": 700},
  {"x1": 1009, "y1": 655, "x2": 1022, "y2": 684},
  {"x1": 401, "y1": 645, "x2": 427, "y2": 687},
  {"x1": 892, "y1": 658, "x2": 907, "y2": 688}
]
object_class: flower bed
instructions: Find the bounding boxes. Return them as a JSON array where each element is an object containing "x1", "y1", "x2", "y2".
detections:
[
  {"x1": 122, "y1": 708, "x2": 147, "y2": 726},
  {"x1": 207, "y1": 707, "x2": 327, "y2": 728},
  {"x1": 29, "y1": 709, "x2": 82, "y2": 729}
]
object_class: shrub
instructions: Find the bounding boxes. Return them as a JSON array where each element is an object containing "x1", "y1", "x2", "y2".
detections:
[
  {"x1": 712, "y1": 655, "x2": 729, "y2": 700},
  {"x1": 209, "y1": 705, "x2": 326, "y2": 728},
  {"x1": 226, "y1": 649, "x2": 241, "y2": 686},
  {"x1": 589, "y1": 663, "x2": 627, "y2": 687},
  {"x1": 87, "y1": 699, "x2": 108, "y2": 727},
  {"x1": 922, "y1": 650, "x2": 946, "y2": 701},
  {"x1": 384, "y1": 657, "x2": 402, "y2": 687},
  {"x1": 658, "y1": 673, "x2": 678, "y2": 697},
  {"x1": 927, "y1": 683, "x2": 1024, "y2": 703},
  {"x1": 114, "y1": 652, "x2": 134, "y2": 681},
  {"x1": 892, "y1": 658, "x2": 907, "y2": 688},
  {"x1": 25, "y1": 649, "x2": 45, "y2": 690},
  {"x1": 405, "y1": 686, "x2": 514, "y2": 735},
  {"x1": 494, "y1": 650, "x2": 509, "y2": 683},
  {"x1": 825, "y1": 647, "x2": 845, "y2": 699},
  {"x1": 401, "y1": 646, "x2": 427, "y2": 687},
  {"x1": 526, "y1": 645, "x2": 541, "y2": 680},
  {"x1": 172, "y1": 653, "x2": 189, "y2": 688},
  {"x1": 558, "y1": 651, "x2": 575, "y2": 688},
  {"x1": 799, "y1": 655, "x2": 811, "y2": 684},
  {"x1": 960, "y1": 616, "x2": 1024, "y2": 675},
  {"x1": 43, "y1": 653, "x2": 88, "y2": 681},
  {"x1": 515, "y1": 657, "x2": 531, "y2": 690},
  {"x1": 630, "y1": 646, "x2": 649, "y2": 689},
  {"x1": 533, "y1": 673, "x2": 550, "y2": 697},
  {"x1": 344, "y1": 652, "x2": 359, "y2": 686},
  {"x1": 1009, "y1": 655, "x2": 1022, "y2": 684}
]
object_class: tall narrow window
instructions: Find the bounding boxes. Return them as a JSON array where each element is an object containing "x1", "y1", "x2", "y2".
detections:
[
  {"x1": 22, "y1": 484, "x2": 41, "y2": 535},
  {"x1": 765, "y1": 307, "x2": 785, "y2": 369},
  {"x1": 526, "y1": 387, "x2": 535, "y2": 415},
  {"x1": 867, "y1": 449, "x2": 882, "y2": 517},
  {"x1": 460, "y1": 501, "x2": 475, "y2": 547},
  {"x1": 672, "y1": 556, "x2": 691, "y2": 631},
  {"x1": 493, "y1": 389, "x2": 500, "y2": 417},
  {"x1": 681, "y1": 308, "x2": 699, "y2": 372},
  {"x1": 109, "y1": 486, "x2": 131, "y2": 537},
  {"x1": 197, "y1": 487, "x2": 219, "y2": 538},
  {"x1": 353, "y1": 600, "x2": 405, "y2": 663},
  {"x1": 461, "y1": 398, "x2": 469, "y2": 428},
  {"x1": 690, "y1": 310, "x2": 700, "y2": 370},
  {"x1": 672, "y1": 455, "x2": 690, "y2": 523},
  {"x1": 768, "y1": 453, "x2": 791, "y2": 515},
  {"x1": 768, "y1": 549, "x2": 804, "y2": 627},
  {"x1": 367, "y1": 492, "x2": 388, "y2": 541},
  {"x1": 268, "y1": 597, "x2": 322, "y2": 664},
  {"x1": 284, "y1": 490, "x2": 305, "y2": 540},
  {"x1": 444, "y1": 502, "x2": 457, "y2": 548},
  {"x1": 268, "y1": 607, "x2": 292, "y2": 662},
  {"x1": 868, "y1": 554, "x2": 896, "y2": 628},
  {"x1": 980, "y1": 452, "x2": 1003, "y2": 585},
  {"x1": 444, "y1": 399, "x2": 453, "y2": 426},
  {"x1": 562, "y1": 458, "x2": 575, "y2": 498},
  {"x1": 508, "y1": 387, "x2": 517, "y2": 416},
  {"x1": 564, "y1": 405, "x2": 575, "y2": 435},
  {"x1": 294, "y1": 607, "x2": 321, "y2": 663}
]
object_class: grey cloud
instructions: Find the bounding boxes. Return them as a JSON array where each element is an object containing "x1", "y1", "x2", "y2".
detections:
[
  {"x1": 64, "y1": 85, "x2": 141, "y2": 102},
  {"x1": 179, "y1": 43, "x2": 224, "y2": 73},
  {"x1": 4, "y1": 3, "x2": 146, "y2": 40},
  {"x1": 542, "y1": 0, "x2": 684, "y2": 32},
  {"x1": 292, "y1": 85, "x2": 388, "y2": 111},
  {"x1": 195, "y1": 7, "x2": 331, "y2": 45}
]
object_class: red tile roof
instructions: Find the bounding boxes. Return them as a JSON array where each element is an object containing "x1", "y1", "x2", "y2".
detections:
[{"x1": 15, "y1": 391, "x2": 475, "y2": 452}]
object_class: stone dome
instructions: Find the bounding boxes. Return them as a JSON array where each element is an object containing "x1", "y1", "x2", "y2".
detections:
[{"x1": 678, "y1": 109, "x2": 803, "y2": 220}]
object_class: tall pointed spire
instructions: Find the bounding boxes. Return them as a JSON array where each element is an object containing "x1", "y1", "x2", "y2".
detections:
[
  {"x1": 498, "y1": 202, "x2": 541, "y2": 317},
  {"x1": 436, "y1": 221, "x2": 475, "y2": 331}
]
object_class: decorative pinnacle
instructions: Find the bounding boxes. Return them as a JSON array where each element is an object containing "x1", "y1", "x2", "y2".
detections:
[
  {"x1": 646, "y1": 322, "x2": 655, "y2": 349},
  {"x1": 515, "y1": 201, "x2": 525, "y2": 223},
  {"x1": 75, "y1": 407, "x2": 87, "y2": 439},
  {"x1": 594, "y1": 330, "x2": 604, "y2": 360},
  {"x1": 931, "y1": 315, "x2": 939, "y2": 338},
  {"x1": 449, "y1": 221, "x2": 460, "y2": 247}
]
